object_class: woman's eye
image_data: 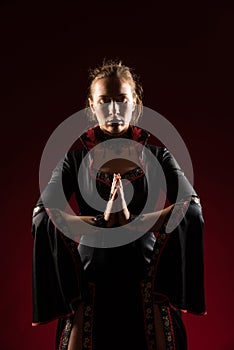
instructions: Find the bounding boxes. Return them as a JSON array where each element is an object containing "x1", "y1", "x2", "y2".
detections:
[
  {"x1": 99, "y1": 97, "x2": 111, "y2": 104},
  {"x1": 116, "y1": 96, "x2": 128, "y2": 103},
  {"x1": 98, "y1": 98, "x2": 106, "y2": 104}
]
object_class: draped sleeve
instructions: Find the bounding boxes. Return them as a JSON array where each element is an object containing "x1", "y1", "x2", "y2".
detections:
[
  {"x1": 149, "y1": 146, "x2": 206, "y2": 314},
  {"x1": 31, "y1": 152, "x2": 84, "y2": 325}
]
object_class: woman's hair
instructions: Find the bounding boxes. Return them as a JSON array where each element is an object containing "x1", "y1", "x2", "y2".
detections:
[{"x1": 86, "y1": 59, "x2": 143, "y2": 123}]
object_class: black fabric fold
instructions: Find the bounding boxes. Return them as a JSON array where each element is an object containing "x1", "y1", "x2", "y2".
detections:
[
  {"x1": 32, "y1": 211, "x2": 83, "y2": 324},
  {"x1": 154, "y1": 201, "x2": 206, "y2": 314}
]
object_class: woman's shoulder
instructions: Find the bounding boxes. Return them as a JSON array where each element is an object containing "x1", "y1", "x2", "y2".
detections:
[
  {"x1": 63, "y1": 147, "x2": 88, "y2": 168},
  {"x1": 146, "y1": 144, "x2": 169, "y2": 159}
]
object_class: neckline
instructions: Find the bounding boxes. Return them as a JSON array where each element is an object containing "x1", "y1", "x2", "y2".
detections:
[
  {"x1": 94, "y1": 166, "x2": 145, "y2": 185},
  {"x1": 80, "y1": 124, "x2": 150, "y2": 151},
  {"x1": 97, "y1": 166, "x2": 142, "y2": 177}
]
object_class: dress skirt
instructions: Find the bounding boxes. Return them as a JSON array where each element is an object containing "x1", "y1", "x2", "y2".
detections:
[{"x1": 56, "y1": 239, "x2": 188, "y2": 350}]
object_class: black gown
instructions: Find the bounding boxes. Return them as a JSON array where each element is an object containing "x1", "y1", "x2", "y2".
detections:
[{"x1": 32, "y1": 125, "x2": 206, "y2": 350}]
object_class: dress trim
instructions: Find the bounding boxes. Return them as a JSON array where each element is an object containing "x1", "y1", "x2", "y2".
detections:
[
  {"x1": 94, "y1": 166, "x2": 145, "y2": 185},
  {"x1": 141, "y1": 230, "x2": 177, "y2": 349},
  {"x1": 160, "y1": 305, "x2": 176, "y2": 349},
  {"x1": 58, "y1": 283, "x2": 95, "y2": 350},
  {"x1": 58, "y1": 318, "x2": 73, "y2": 350}
]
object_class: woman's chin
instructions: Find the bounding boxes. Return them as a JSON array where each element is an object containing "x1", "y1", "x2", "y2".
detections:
[{"x1": 101, "y1": 124, "x2": 129, "y2": 135}]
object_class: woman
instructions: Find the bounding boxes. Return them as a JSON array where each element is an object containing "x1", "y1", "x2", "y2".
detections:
[{"x1": 32, "y1": 60, "x2": 206, "y2": 350}]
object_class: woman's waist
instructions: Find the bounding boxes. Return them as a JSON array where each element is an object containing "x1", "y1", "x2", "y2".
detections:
[{"x1": 78, "y1": 232, "x2": 156, "y2": 281}]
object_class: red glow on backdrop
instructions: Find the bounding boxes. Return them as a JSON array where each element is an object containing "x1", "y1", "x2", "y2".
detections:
[{"x1": 1, "y1": 3, "x2": 233, "y2": 350}]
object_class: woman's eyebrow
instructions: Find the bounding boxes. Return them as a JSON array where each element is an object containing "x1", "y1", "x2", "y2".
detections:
[{"x1": 98, "y1": 93, "x2": 128, "y2": 97}]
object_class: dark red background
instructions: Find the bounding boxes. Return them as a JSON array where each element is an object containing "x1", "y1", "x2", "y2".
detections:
[{"x1": 1, "y1": 2, "x2": 233, "y2": 349}]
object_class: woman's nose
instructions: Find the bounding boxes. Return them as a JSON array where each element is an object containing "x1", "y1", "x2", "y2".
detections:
[{"x1": 108, "y1": 100, "x2": 120, "y2": 115}]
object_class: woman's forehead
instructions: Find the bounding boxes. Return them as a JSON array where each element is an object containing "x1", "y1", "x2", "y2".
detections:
[{"x1": 92, "y1": 77, "x2": 133, "y2": 96}]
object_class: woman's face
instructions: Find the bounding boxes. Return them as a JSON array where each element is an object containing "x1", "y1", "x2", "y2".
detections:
[{"x1": 89, "y1": 77, "x2": 136, "y2": 135}]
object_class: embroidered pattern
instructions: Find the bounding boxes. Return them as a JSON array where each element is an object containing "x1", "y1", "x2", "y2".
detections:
[
  {"x1": 160, "y1": 305, "x2": 176, "y2": 350},
  {"x1": 58, "y1": 285, "x2": 94, "y2": 350},
  {"x1": 96, "y1": 166, "x2": 144, "y2": 185},
  {"x1": 141, "y1": 279, "x2": 156, "y2": 349},
  {"x1": 141, "y1": 231, "x2": 169, "y2": 349},
  {"x1": 59, "y1": 318, "x2": 73, "y2": 350},
  {"x1": 82, "y1": 304, "x2": 92, "y2": 349}
]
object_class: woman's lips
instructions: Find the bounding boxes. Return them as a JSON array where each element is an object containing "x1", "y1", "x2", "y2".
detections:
[{"x1": 106, "y1": 119, "x2": 124, "y2": 126}]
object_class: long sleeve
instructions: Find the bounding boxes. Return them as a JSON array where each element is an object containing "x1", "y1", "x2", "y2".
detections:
[
  {"x1": 34, "y1": 151, "x2": 78, "y2": 214},
  {"x1": 149, "y1": 146, "x2": 206, "y2": 314},
  {"x1": 158, "y1": 146, "x2": 197, "y2": 203},
  {"x1": 32, "y1": 152, "x2": 84, "y2": 325}
]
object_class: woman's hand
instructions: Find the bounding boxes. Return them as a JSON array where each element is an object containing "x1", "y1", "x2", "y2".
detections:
[
  {"x1": 104, "y1": 175, "x2": 176, "y2": 231},
  {"x1": 104, "y1": 173, "x2": 130, "y2": 227},
  {"x1": 115, "y1": 174, "x2": 131, "y2": 224}
]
